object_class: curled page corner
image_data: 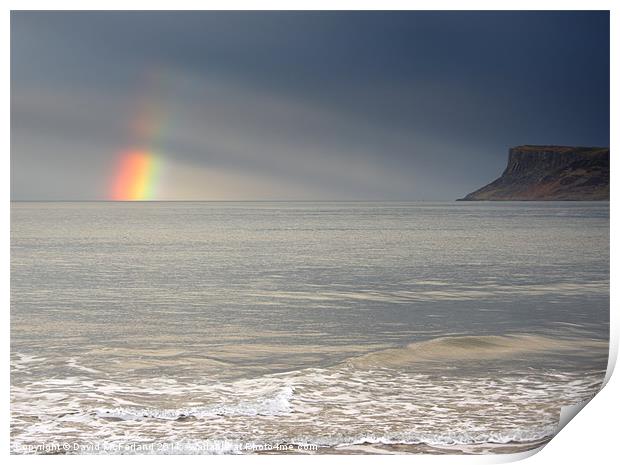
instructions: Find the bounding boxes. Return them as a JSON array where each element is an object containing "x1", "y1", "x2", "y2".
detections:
[
  {"x1": 548, "y1": 337, "x2": 619, "y2": 447},
  {"x1": 488, "y1": 398, "x2": 597, "y2": 465},
  {"x1": 551, "y1": 339, "x2": 620, "y2": 437},
  {"x1": 557, "y1": 399, "x2": 591, "y2": 434}
]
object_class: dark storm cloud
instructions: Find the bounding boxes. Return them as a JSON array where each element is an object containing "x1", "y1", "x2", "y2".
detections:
[{"x1": 11, "y1": 11, "x2": 609, "y2": 200}]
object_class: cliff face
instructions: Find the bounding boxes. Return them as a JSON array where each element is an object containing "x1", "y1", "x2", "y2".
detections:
[{"x1": 459, "y1": 145, "x2": 609, "y2": 201}]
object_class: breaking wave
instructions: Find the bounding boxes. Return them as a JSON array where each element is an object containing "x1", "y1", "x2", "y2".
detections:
[{"x1": 342, "y1": 333, "x2": 608, "y2": 368}]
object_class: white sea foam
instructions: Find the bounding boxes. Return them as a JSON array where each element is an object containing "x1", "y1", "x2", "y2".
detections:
[
  {"x1": 10, "y1": 358, "x2": 605, "y2": 454},
  {"x1": 67, "y1": 358, "x2": 102, "y2": 374},
  {"x1": 94, "y1": 385, "x2": 294, "y2": 420}
]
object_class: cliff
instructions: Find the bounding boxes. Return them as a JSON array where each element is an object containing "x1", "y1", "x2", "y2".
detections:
[{"x1": 458, "y1": 145, "x2": 609, "y2": 201}]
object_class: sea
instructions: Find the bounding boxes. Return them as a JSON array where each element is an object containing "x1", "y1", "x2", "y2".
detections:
[{"x1": 10, "y1": 201, "x2": 609, "y2": 454}]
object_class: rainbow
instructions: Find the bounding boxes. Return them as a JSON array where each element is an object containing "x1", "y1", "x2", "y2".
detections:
[
  {"x1": 109, "y1": 71, "x2": 167, "y2": 201},
  {"x1": 111, "y1": 150, "x2": 161, "y2": 201}
]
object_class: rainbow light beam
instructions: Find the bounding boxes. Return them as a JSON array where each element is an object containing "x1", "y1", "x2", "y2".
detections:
[
  {"x1": 111, "y1": 150, "x2": 161, "y2": 200},
  {"x1": 109, "y1": 70, "x2": 169, "y2": 200}
]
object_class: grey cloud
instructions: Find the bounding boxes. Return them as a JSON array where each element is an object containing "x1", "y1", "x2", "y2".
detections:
[{"x1": 11, "y1": 11, "x2": 609, "y2": 200}]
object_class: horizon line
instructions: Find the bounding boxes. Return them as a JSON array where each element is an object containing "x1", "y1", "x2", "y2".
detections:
[
  {"x1": 9, "y1": 199, "x2": 611, "y2": 203},
  {"x1": 10, "y1": 199, "x2": 448, "y2": 203}
]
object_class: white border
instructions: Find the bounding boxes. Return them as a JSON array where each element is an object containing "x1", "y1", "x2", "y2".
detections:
[{"x1": 3, "y1": 2, "x2": 616, "y2": 463}]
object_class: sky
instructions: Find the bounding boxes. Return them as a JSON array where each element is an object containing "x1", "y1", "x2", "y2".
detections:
[{"x1": 11, "y1": 11, "x2": 610, "y2": 201}]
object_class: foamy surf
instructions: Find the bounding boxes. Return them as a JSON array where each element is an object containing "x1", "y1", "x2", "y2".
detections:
[
  {"x1": 10, "y1": 334, "x2": 606, "y2": 455},
  {"x1": 94, "y1": 385, "x2": 294, "y2": 420}
]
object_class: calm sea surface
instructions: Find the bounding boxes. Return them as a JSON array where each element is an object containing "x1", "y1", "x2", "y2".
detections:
[{"x1": 11, "y1": 202, "x2": 609, "y2": 454}]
